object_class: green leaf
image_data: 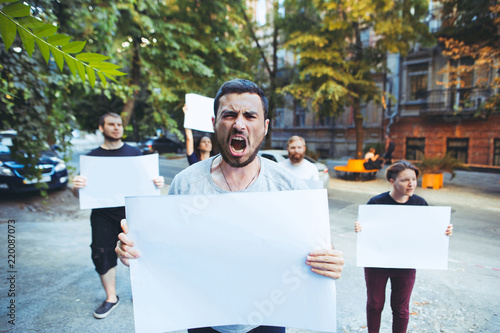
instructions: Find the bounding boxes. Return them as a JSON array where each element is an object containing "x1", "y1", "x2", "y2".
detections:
[
  {"x1": 75, "y1": 61, "x2": 86, "y2": 83},
  {"x1": 32, "y1": 23, "x2": 58, "y2": 38},
  {"x1": 3, "y1": 2, "x2": 30, "y2": 18},
  {"x1": 103, "y1": 73, "x2": 118, "y2": 83},
  {"x1": 75, "y1": 52, "x2": 110, "y2": 62},
  {"x1": 61, "y1": 41, "x2": 86, "y2": 53},
  {"x1": 0, "y1": 1, "x2": 19, "y2": 4},
  {"x1": 47, "y1": 34, "x2": 71, "y2": 46},
  {"x1": 97, "y1": 71, "x2": 107, "y2": 88},
  {"x1": 17, "y1": 16, "x2": 44, "y2": 29},
  {"x1": 51, "y1": 46, "x2": 64, "y2": 72},
  {"x1": 0, "y1": 14, "x2": 17, "y2": 50},
  {"x1": 99, "y1": 69, "x2": 127, "y2": 76},
  {"x1": 86, "y1": 66, "x2": 96, "y2": 87},
  {"x1": 18, "y1": 28, "x2": 35, "y2": 56},
  {"x1": 63, "y1": 54, "x2": 77, "y2": 77},
  {"x1": 90, "y1": 62, "x2": 122, "y2": 70},
  {"x1": 34, "y1": 38, "x2": 50, "y2": 63}
]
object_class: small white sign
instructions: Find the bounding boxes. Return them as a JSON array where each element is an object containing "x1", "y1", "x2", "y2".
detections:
[
  {"x1": 356, "y1": 205, "x2": 451, "y2": 270},
  {"x1": 79, "y1": 154, "x2": 160, "y2": 209},
  {"x1": 184, "y1": 93, "x2": 215, "y2": 133}
]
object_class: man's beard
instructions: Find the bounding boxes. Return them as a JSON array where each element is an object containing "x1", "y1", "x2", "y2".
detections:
[
  {"x1": 103, "y1": 133, "x2": 122, "y2": 142},
  {"x1": 216, "y1": 132, "x2": 264, "y2": 168},
  {"x1": 289, "y1": 153, "x2": 305, "y2": 164}
]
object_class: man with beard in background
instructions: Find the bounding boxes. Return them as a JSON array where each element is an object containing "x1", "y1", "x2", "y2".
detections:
[{"x1": 279, "y1": 135, "x2": 319, "y2": 181}]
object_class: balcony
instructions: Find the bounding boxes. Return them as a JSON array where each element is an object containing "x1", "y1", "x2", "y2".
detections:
[{"x1": 417, "y1": 88, "x2": 492, "y2": 115}]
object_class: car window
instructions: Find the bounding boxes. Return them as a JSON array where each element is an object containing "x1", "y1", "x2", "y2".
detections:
[
  {"x1": 304, "y1": 156, "x2": 316, "y2": 163},
  {"x1": 260, "y1": 154, "x2": 277, "y2": 162}
]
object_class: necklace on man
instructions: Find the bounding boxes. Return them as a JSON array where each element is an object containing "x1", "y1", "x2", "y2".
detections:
[{"x1": 220, "y1": 157, "x2": 260, "y2": 192}]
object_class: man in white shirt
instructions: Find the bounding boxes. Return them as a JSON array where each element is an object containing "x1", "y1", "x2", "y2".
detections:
[{"x1": 280, "y1": 136, "x2": 319, "y2": 181}]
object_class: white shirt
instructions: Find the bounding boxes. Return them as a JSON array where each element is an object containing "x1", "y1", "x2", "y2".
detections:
[
  {"x1": 364, "y1": 152, "x2": 375, "y2": 160},
  {"x1": 279, "y1": 158, "x2": 319, "y2": 181}
]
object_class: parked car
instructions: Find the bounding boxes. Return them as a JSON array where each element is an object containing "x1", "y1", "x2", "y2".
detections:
[
  {"x1": 140, "y1": 137, "x2": 184, "y2": 154},
  {"x1": 0, "y1": 143, "x2": 69, "y2": 193},
  {"x1": 258, "y1": 149, "x2": 330, "y2": 188}
]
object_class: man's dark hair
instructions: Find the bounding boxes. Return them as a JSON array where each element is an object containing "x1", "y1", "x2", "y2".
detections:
[
  {"x1": 99, "y1": 112, "x2": 121, "y2": 127},
  {"x1": 385, "y1": 160, "x2": 420, "y2": 181},
  {"x1": 213, "y1": 79, "x2": 269, "y2": 120}
]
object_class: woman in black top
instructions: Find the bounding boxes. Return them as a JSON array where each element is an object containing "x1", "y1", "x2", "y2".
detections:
[
  {"x1": 183, "y1": 105, "x2": 213, "y2": 165},
  {"x1": 355, "y1": 160, "x2": 453, "y2": 333}
]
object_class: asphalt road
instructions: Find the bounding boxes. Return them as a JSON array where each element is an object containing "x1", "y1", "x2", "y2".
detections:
[{"x1": 1, "y1": 155, "x2": 499, "y2": 332}]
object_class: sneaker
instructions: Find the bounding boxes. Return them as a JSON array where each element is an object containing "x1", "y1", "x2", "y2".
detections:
[{"x1": 93, "y1": 296, "x2": 120, "y2": 319}]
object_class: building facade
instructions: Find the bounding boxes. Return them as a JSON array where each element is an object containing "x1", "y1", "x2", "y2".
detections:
[
  {"x1": 250, "y1": 0, "x2": 500, "y2": 167},
  {"x1": 389, "y1": 43, "x2": 500, "y2": 167}
]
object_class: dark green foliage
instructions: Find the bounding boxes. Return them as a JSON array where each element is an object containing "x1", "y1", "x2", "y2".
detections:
[
  {"x1": 1, "y1": 0, "x2": 257, "y2": 179},
  {"x1": 417, "y1": 154, "x2": 464, "y2": 180},
  {"x1": 439, "y1": 0, "x2": 499, "y2": 48}
]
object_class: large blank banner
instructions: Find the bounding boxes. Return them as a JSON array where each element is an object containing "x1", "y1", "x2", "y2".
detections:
[
  {"x1": 125, "y1": 189, "x2": 336, "y2": 333},
  {"x1": 356, "y1": 205, "x2": 451, "y2": 270},
  {"x1": 79, "y1": 154, "x2": 160, "y2": 209}
]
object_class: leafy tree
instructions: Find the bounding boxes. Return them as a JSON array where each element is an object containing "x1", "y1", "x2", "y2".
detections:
[
  {"x1": 1, "y1": 0, "x2": 257, "y2": 176},
  {"x1": 60, "y1": 0, "x2": 256, "y2": 141},
  {"x1": 0, "y1": 0, "x2": 129, "y2": 189},
  {"x1": 439, "y1": 0, "x2": 499, "y2": 48},
  {"x1": 281, "y1": 0, "x2": 433, "y2": 158},
  {"x1": 0, "y1": 44, "x2": 76, "y2": 187},
  {"x1": 436, "y1": 0, "x2": 500, "y2": 116},
  {"x1": 0, "y1": 0, "x2": 126, "y2": 86}
]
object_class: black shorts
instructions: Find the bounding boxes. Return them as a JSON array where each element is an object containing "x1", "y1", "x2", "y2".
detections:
[{"x1": 90, "y1": 207, "x2": 125, "y2": 275}]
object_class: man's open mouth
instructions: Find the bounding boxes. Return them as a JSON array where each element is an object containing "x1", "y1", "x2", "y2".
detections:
[{"x1": 230, "y1": 137, "x2": 247, "y2": 154}]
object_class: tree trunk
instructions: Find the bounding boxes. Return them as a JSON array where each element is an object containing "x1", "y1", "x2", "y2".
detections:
[
  {"x1": 121, "y1": 37, "x2": 141, "y2": 127},
  {"x1": 265, "y1": 18, "x2": 279, "y2": 149},
  {"x1": 240, "y1": 2, "x2": 278, "y2": 149},
  {"x1": 353, "y1": 98, "x2": 364, "y2": 159},
  {"x1": 353, "y1": 22, "x2": 364, "y2": 159}
]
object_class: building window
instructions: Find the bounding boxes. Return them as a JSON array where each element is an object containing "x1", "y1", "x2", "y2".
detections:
[
  {"x1": 494, "y1": 139, "x2": 500, "y2": 166},
  {"x1": 446, "y1": 138, "x2": 469, "y2": 164},
  {"x1": 294, "y1": 107, "x2": 306, "y2": 127},
  {"x1": 317, "y1": 115, "x2": 333, "y2": 127},
  {"x1": 274, "y1": 108, "x2": 284, "y2": 128},
  {"x1": 408, "y1": 63, "x2": 428, "y2": 101},
  {"x1": 452, "y1": 58, "x2": 475, "y2": 108},
  {"x1": 406, "y1": 138, "x2": 425, "y2": 160},
  {"x1": 317, "y1": 148, "x2": 330, "y2": 159},
  {"x1": 360, "y1": 28, "x2": 370, "y2": 48}
]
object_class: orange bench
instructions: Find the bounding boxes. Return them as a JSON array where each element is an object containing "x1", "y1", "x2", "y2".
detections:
[{"x1": 334, "y1": 159, "x2": 379, "y2": 180}]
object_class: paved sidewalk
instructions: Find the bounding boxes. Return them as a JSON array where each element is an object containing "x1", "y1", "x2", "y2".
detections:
[{"x1": 2, "y1": 157, "x2": 498, "y2": 333}]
